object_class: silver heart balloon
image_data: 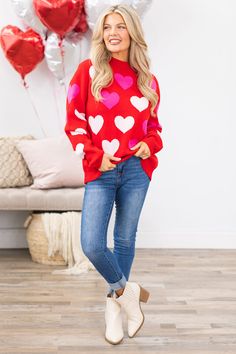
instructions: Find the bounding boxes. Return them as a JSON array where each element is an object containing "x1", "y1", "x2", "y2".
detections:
[
  {"x1": 11, "y1": 0, "x2": 47, "y2": 38},
  {"x1": 45, "y1": 30, "x2": 92, "y2": 83},
  {"x1": 85, "y1": 0, "x2": 153, "y2": 30}
]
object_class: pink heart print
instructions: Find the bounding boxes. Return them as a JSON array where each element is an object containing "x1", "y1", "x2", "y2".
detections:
[
  {"x1": 128, "y1": 138, "x2": 139, "y2": 149},
  {"x1": 67, "y1": 84, "x2": 80, "y2": 104},
  {"x1": 148, "y1": 120, "x2": 162, "y2": 133},
  {"x1": 142, "y1": 119, "x2": 148, "y2": 134},
  {"x1": 149, "y1": 121, "x2": 158, "y2": 129},
  {"x1": 101, "y1": 90, "x2": 120, "y2": 109},
  {"x1": 151, "y1": 78, "x2": 157, "y2": 90},
  {"x1": 114, "y1": 73, "x2": 133, "y2": 89}
]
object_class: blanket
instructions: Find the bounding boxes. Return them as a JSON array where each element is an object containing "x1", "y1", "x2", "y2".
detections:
[{"x1": 41, "y1": 211, "x2": 95, "y2": 275}]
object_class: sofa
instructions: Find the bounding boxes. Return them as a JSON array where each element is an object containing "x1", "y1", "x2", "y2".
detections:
[{"x1": 0, "y1": 134, "x2": 87, "y2": 267}]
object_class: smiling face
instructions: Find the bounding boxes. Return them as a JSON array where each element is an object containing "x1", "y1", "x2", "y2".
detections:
[{"x1": 103, "y1": 12, "x2": 131, "y2": 61}]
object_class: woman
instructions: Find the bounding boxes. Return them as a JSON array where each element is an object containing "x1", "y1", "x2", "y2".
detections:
[{"x1": 64, "y1": 4, "x2": 163, "y2": 345}]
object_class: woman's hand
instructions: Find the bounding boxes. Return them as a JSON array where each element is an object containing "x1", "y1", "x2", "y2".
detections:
[
  {"x1": 98, "y1": 153, "x2": 121, "y2": 172},
  {"x1": 131, "y1": 141, "x2": 151, "y2": 159}
]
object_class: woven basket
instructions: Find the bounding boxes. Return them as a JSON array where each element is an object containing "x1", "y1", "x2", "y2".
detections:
[{"x1": 25, "y1": 213, "x2": 67, "y2": 265}]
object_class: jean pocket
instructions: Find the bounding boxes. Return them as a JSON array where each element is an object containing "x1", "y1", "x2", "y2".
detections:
[{"x1": 136, "y1": 157, "x2": 151, "y2": 181}]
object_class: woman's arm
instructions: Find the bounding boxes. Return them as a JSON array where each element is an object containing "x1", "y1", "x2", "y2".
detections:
[
  {"x1": 64, "y1": 61, "x2": 104, "y2": 170},
  {"x1": 141, "y1": 75, "x2": 163, "y2": 155}
]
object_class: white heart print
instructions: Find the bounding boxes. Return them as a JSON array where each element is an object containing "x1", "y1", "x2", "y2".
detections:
[
  {"x1": 74, "y1": 110, "x2": 86, "y2": 121},
  {"x1": 71, "y1": 128, "x2": 87, "y2": 135},
  {"x1": 130, "y1": 96, "x2": 149, "y2": 112},
  {"x1": 102, "y1": 139, "x2": 120, "y2": 155},
  {"x1": 114, "y1": 115, "x2": 134, "y2": 133},
  {"x1": 89, "y1": 65, "x2": 95, "y2": 79},
  {"x1": 88, "y1": 115, "x2": 104, "y2": 135},
  {"x1": 75, "y1": 143, "x2": 85, "y2": 158}
]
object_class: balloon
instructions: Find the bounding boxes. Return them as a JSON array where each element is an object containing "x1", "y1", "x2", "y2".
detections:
[
  {"x1": 84, "y1": 0, "x2": 153, "y2": 30},
  {"x1": 44, "y1": 32, "x2": 80, "y2": 83},
  {"x1": 44, "y1": 32, "x2": 65, "y2": 83},
  {"x1": 11, "y1": 0, "x2": 47, "y2": 38},
  {"x1": 73, "y1": 5, "x2": 88, "y2": 34},
  {"x1": 45, "y1": 28, "x2": 92, "y2": 83},
  {"x1": 0, "y1": 25, "x2": 44, "y2": 80},
  {"x1": 33, "y1": 0, "x2": 84, "y2": 38},
  {"x1": 131, "y1": 0, "x2": 153, "y2": 17}
]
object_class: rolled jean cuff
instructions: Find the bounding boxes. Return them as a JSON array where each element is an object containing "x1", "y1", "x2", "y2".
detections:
[{"x1": 108, "y1": 274, "x2": 127, "y2": 291}]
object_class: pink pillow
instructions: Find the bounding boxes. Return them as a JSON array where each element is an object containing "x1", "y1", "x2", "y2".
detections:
[{"x1": 16, "y1": 134, "x2": 84, "y2": 189}]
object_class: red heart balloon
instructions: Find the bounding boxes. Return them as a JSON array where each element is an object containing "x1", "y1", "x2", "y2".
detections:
[
  {"x1": 74, "y1": 6, "x2": 88, "y2": 34},
  {"x1": 33, "y1": 0, "x2": 84, "y2": 38},
  {"x1": 0, "y1": 25, "x2": 44, "y2": 80}
]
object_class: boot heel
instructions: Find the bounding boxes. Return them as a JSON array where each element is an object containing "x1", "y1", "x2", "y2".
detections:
[{"x1": 139, "y1": 286, "x2": 150, "y2": 303}]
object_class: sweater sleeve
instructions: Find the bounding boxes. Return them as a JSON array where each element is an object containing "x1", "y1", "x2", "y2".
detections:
[
  {"x1": 142, "y1": 74, "x2": 163, "y2": 155},
  {"x1": 64, "y1": 61, "x2": 104, "y2": 170}
]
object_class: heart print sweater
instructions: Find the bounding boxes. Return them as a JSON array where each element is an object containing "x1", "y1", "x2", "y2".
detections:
[{"x1": 64, "y1": 56, "x2": 163, "y2": 184}]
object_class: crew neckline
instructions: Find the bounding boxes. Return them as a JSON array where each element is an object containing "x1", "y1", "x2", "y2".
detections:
[{"x1": 109, "y1": 56, "x2": 130, "y2": 66}]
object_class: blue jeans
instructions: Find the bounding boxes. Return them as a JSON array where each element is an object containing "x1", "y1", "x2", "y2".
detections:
[{"x1": 80, "y1": 155, "x2": 150, "y2": 295}]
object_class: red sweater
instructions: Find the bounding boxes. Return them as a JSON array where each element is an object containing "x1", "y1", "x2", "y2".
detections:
[{"x1": 64, "y1": 56, "x2": 163, "y2": 184}]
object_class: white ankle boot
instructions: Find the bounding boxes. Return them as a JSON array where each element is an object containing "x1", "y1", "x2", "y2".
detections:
[
  {"x1": 114, "y1": 281, "x2": 150, "y2": 338},
  {"x1": 104, "y1": 294, "x2": 124, "y2": 345}
]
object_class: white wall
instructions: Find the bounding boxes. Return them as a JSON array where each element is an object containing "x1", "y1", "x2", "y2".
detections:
[{"x1": 0, "y1": 0, "x2": 235, "y2": 248}]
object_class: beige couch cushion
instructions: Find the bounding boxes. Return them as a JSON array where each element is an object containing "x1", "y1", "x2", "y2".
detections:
[
  {"x1": 0, "y1": 135, "x2": 34, "y2": 188},
  {"x1": 0, "y1": 186, "x2": 84, "y2": 211}
]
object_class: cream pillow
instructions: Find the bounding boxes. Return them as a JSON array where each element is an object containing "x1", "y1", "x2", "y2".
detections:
[
  {"x1": 16, "y1": 134, "x2": 84, "y2": 189},
  {"x1": 0, "y1": 135, "x2": 34, "y2": 188}
]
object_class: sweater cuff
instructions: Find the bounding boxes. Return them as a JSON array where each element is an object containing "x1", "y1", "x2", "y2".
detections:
[{"x1": 142, "y1": 135, "x2": 163, "y2": 156}]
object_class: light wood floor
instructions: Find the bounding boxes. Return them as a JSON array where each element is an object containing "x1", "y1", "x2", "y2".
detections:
[{"x1": 0, "y1": 248, "x2": 236, "y2": 353}]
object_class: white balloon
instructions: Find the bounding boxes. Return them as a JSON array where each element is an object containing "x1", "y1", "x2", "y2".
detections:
[
  {"x1": 132, "y1": 0, "x2": 153, "y2": 18},
  {"x1": 45, "y1": 30, "x2": 92, "y2": 84},
  {"x1": 45, "y1": 32, "x2": 67, "y2": 83},
  {"x1": 84, "y1": 0, "x2": 153, "y2": 30},
  {"x1": 11, "y1": 0, "x2": 47, "y2": 38}
]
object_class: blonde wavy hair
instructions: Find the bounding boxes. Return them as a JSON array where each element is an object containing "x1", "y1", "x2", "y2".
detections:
[{"x1": 90, "y1": 4, "x2": 159, "y2": 117}]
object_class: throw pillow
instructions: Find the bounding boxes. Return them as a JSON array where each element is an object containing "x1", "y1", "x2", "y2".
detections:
[
  {"x1": 0, "y1": 135, "x2": 34, "y2": 187},
  {"x1": 16, "y1": 134, "x2": 84, "y2": 189}
]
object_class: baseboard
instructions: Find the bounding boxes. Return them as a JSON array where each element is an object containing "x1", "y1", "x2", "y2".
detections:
[
  {"x1": 0, "y1": 229, "x2": 235, "y2": 249},
  {"x1": 0, "y1": 229, "x2": 28, "y2": 248},
  {"x1": 124, "y1": 231, "x2": 236, "y2": 249}
]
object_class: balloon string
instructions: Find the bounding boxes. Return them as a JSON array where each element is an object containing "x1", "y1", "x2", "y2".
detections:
[
  {"x1": 61, "y1": 79, "x2": 67, "y2": 96},
  {"x1": 57, "y1": 80, "x2": 68, "y2": 129},
  {"x1": 21, "y1": 77, "x2": 28, "y2": 89},
  {"x1": 23, "y1": 80, "x2": 47, "y2": 137},
  {"x1": 79, "y1": 37, "x2": 82, "y2": 65},
  {"x1": 58, "y1": 37, "x2": 67, "y2": 96},
  {"x1": 52, "y1": 76, "x2": 65, "y2": 132}
]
